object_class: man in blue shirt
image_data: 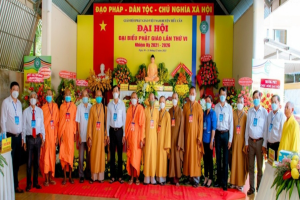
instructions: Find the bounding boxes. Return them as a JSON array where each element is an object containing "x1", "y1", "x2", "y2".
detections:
[{"x1": 202, "y1": 95, "x2": 217, "y2": 188}]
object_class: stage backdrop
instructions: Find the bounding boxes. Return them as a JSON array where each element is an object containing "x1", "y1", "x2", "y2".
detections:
[{"x1": 77, "y1": 3, "x2": 233, "y2": 95}]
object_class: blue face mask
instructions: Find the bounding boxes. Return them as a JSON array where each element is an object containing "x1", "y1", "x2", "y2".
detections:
[
  {"x1": 65, "y1": 96, "x2": 71, "y2": 102},
  {"x1": 220, "y1": 95, "x2": 226, "y2": 102},
  {"x1": 82, "y1": 97, "x2": 89, "y2": 104},
  {"x1": 271, "y1": 103, "x2": 278, "y2": 111},
  {"x1": 46, "y1": 96, "x2": 52, "y2": 103},
  {"x1": 96, "y1": 96, "x2": 102, "y2": 104},
  {"x1": 253, "y1": 99, "x2": 260, "y2": 107},
  {"x1": 206, "y1": 102, "x2": 211, "y2": 109}
]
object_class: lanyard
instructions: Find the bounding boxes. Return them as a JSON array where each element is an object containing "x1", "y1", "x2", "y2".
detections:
[
  {"x1": 132, "y1": 105, "x2": 137, "y2": 122},
  {"x1": 159, "y1": 110, "x2": 167, "y2": 125},
  {"x1": 254, "y1": 108, "x2": 260, "y2": 118},
  {"x1": 97, "y1": 104, "x2": 102, "y2": 121},
  {"x1": 190, "y1": 102, "x2": 194, "y2": 114},
  {"x1": 271, "y1": 111, "x2": 278, "y2": 123},
  {"x1": 220, "y1": 104, "x2": 224, "y2": 114},
  {"x1": 66, "y1": 102, "x2": 71, "y2": 113},
  {"x1": 150, "y1": 107, "x2": 154, "y2": 119},
  {"x1": 236, "y1": 110, "x2": 244, "y2": 125},
  {"x1": 12, "y1": 101, "x2": 17, "y2": 115},
  {"x1": 113, "y1": 102, "x2": 118, "y2": 112},
  {"x1": 48, "y1": 103, "x2": 53, "y2": 120},
  {"x1": 173, "y1": 107, "x2": 175, "y2": 118}
]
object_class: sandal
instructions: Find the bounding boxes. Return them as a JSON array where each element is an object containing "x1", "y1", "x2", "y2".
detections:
[
  {"x1": 109, "y1": 178, "x2": 116, "y2": 184},
  {"x1": 89, "y1": 180, "x2": 94, "y2": 184},
  {"x1": 160, "y1": 182, "x2": 165, "y2": 186},
  {"x1": 49, "y1": 180, "x2": 56, "y2": 185},
  {"x1": 118, "y1": 178, "x2": 124, "y2": 184},
  {"x1": 136, "y1": 180, "x2": 140, "y2": 185},
  {"x1": 62, "y1": 179, "x2": 67, "y2": 185},
  {"x1": 43, "y1": 181, "x2": 49, "y2": 187},
  {"x1": 98, "y1": 180, "x2": 104, "y2": 183},
  {"x1": 128, "y1": 179, "x2": 133, "y2": 185},
  {"x1": 69, "y1": 178, "x2": 74, "y2": 184},
  {"x1": 192, "y1": 183, "x2": 199, "y2": 188}
]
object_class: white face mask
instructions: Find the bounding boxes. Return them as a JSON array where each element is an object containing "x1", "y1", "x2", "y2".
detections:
[
  {"x1": 113, "y1": 92, "x2": 119, "y2": 99},
  {"x1": 160, "y1": 102, "x2": 165, "y2": 109},
  {"x1": 30, "y1": 98, "x2": 37, "y2": 106},
  {"x1": 131, "y1": 98, "x2": 137, "y2": 105},
  {"x1": 12, "y1": 91, "x2": 19, "y2": 99},
  {"x1": 172, "y1": 99, "x2": 178, "y2": 106},
  {"x1": 237, "y1": 103, "x2": 244, "y2": 111},
  {"x1": 189, "y1": 95, "x2": 195, "y2": 102}
]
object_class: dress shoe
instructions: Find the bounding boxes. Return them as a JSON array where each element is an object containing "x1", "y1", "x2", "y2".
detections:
[
  {"x1": 15, "y1": 187, "x2": 24, "y2": 193},
  {"x1": 222, "y1": 186, "x2": 227, "y2": 191},
  {"x1": 25, "y1": 186, "x2": 31, "y2": 192},
  {"x1": 33, "y1": 184, "x2": 42, "y2": 189},
  {"x1": 202, "y1": 181, "x2": 207, "y2": 187},
  {"x1": 192, "y1": 183, "x2": 199, "y2": 188},
  {"x1": 80, "y1": 177, "x2": 84, "y2": 183},
  {"x1": 247, "y1": 189, "x2": 255, "y2": 195},
  {"x1": 214, "y1": 183, "x2": 221, "y2": 188}
]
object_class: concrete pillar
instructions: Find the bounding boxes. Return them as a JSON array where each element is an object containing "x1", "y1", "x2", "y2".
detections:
[
  {"x1": 42, "y1": 0, "x2": 52, "y2": 55},
  {"x1": 253, "y1": 0, "x2": 265, "y2": 59}
]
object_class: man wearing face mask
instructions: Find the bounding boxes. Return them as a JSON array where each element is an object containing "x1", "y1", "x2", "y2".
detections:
[
  {"x1": 182, "y1": 86, "x2": 204, "y2": 188},
  {"x1": 1, "y1": 82, "x2": 24, "y2": 193},
  {"x1": 263, "y1": 95, "x2": 285, "y2": 160},
  {"x1": 107, "y1": 85, "x2": 126, "y2": 184},
  {"x1": 58, "y1": 88, "x2": 77, "y2": 185},
  {"x1": 214, "y1": 87, "x2": 233, "y2": 191},
  {"x1": 76, "y1": 89, "x2": 92, "y2": 183},
  {"x1": 230, "y1": 96, "x2": 248, "y2": 192},
  {"x1": 168, "y1": 93, "x2": 184, "y2": 186},
  {"x1": 144, "y1": 93, "x2": 159, "y2": 185},
  {"x1": 87, "y1": 90, "x2": 107, "y2": 184},
  {"x1": 125, "y1": 92, "x2": 145, "y2": 185},
  {"x1": 22, "y1": 92, "x2": 45, "y2": 191},
  {"x1": 245, "y1": 90, "x2": 268, "y2": 195},
  {"x1": 41, "y1": 89, "x2": 59, "y2": 186}
]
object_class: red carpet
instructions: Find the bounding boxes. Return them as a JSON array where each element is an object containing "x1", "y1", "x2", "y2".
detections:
[{"x1": 19, "y1": 178, "x2": 246, "y2": 200}]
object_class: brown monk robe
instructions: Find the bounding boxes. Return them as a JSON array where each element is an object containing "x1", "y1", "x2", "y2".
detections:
[
  {"x1": 182, "y1": 86, "x2": 204, "y2": 187},
  {"x1": 168, "y1": 93, "x2": 184, "y2": 186},
  {"x1": 125, "y1": 92, "x2": 145, "y2": 185},
  {"x1": 40, "y1": 89, "x2": 59, "y2": 186},
  {"x1": 58, "y1": 89, "x2": 77, "y2": 185},
  {"x1": 87, "y1": 90, "x2": 107, "y2": 183}
]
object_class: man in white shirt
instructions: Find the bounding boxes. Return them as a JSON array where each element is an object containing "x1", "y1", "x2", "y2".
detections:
[
  {"x1": 245, "y1": 90, "x2": 268, "y2": 195},
  {"x1": 263, "y1": 95, "x2": 286, "y2": 160},
  {"x1": 22, "y1": 92, "x2": 45, "y2": 191},
  {"x1": 76, "y1": 89, "x2": 92, "y2": 183},
  {"x1": 0, "y1": 81, "x2": 24, "y2": 193},
  {"x1": 107, "y1": 85, "x2": 126, "y2": 183},
  {"x1": 214, "y1": 87, "x2": 233, "y2": 191}
]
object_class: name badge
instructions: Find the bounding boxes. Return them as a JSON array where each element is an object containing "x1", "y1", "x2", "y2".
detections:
[
  {"x1": 84, "y1": 113, "x2": 89, "y2": 120},
  {"x1": 236, "y1": 125, "x2": 241, "y2": 134},
  {"x1": 157, "y1": 125, "x2": 161, "y2": 133},
  {"x1": 203, "y1": 121, "x2": 207, "y2": 130},
  {"x1": 253, "y1": 118, "x2": 258, "y2": 127},
  {"x1": 189, "y1": 114, "x2": 193, "y2": 123},
  {"x1": 113, "y1": 113, "x2": 117, "y2": 121},
  {"x1": 66, "y1": 113, "x2": 70, "y2": 121},
  {"x1": 130, "y1": 122, "x2": 135, "y2": 131},
  {"x1": 50, "y1": 120, "x2": 54, "y2": 129},
  {"x1": 171, "y1": 118, "x2": 175, "y2": 127},
  {"x1": 15, "y1": 116, "x2": 19, "y2": 125},
  {"x1": 150, "y1": 120, "x2": 154, "y2": 129},
  {"x1": 96, "y1": 121, "x2": 101, "y2": 130},
  {"x1": 31, "y1": 120, "x2": 36, "y2": 128},
  {"x1": 269, "y1": 123, "x2": 273, "y2": 132},
  {"x1": 219, "y1": 114, "x2": 223, "y2": 122}
]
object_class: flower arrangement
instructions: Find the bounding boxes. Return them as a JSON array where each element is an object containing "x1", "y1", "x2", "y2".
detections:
[
  {"x1": 87, "y1": 69, "x2": 112, "y2": 93},
  {"x1": 135, "y1": 64, "x2": 147, "y2": 82},
  {"x1": 225, "y1": 86, "x2": 237, "y2": 105},
  {"x1": 271, "y1": 155, "x2": 300, "y2": 199},
  {"x1": 157, "y1": 62, "x2": 169, "y2": 85},
  {"x1": 231, "y1": 86, "x2": 253, "y2": 113},
  {"x1": 113, "y1": 64, "x2": 134, "y2": 87},
  {"x1": 196, "y1": 57, "x2": 220, "y2": 89},
  {"x1": 261, "y1": 92, "x2": 273, "y2": 113},
  {"x1": 136, "y1": 81, "x2": 158, "y2": 107}
]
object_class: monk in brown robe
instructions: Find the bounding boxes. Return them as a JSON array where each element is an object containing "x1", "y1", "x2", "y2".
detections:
[
  {"x1": 168, "y1": 93, "x2": 184, "y2": 186},
  {"x1": 87, "y1": 90, "x2": 107, "y2": 183},
  {"x1": 41, "y1": 89, "x2": 59, "y2": 186},
  {"x1": 183, "y1": 86, "x2": 204, "y2": 188},
  {"x1": 58, "y1": 88, "x2": 77, "y2": 185},
  {"x1": 125, "y1": 92, "x2": 145, "y2": 185},
  {"x1": 230, "y1": 96, "x2": 248, "y2": 191}
]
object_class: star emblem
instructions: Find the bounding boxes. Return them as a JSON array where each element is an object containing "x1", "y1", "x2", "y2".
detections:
[{"x1": 100, "y1": 20, "x2": 107, "y2": 31}]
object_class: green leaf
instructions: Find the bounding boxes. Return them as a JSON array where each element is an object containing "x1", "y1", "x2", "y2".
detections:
[
  {"x1": 276, "y1": 180, "x2": 287, "y2": 200},
  {"x1": 297, "y1": 181, "x2": 300, "y2": 199},
  {"x1": 289, "y1": 180, "x2": 295, "y2": 199}
]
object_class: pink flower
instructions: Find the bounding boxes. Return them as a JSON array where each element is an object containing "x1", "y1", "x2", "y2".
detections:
[
  {"x1": 241, "y1": 91, "x2": 245, "y2": 94},
  {"x1": 238, "y1": 94, "x2": 242, "y2": 98},
  {"x1": 248, "y1": 102, "x2": 251, "y2": 106},
  {"x1": 297, "y1": 164, "x2": 300, "y2": 170}
]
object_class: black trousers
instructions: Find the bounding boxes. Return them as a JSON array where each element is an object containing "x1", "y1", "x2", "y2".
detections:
[
  {"x1": 109, "y1": 127, "x2": 123, "y2": 179},
  {"x1": 8, "y1": 133, "x2": 22, "y2": 189},
  {"x1": 203, "y1": 142, "x2": 213, "y2": 179},
  {"x1": 267, "y1": 142, "x2": 280, "y2": 160},
  {"x1": 215, "y1": 131, "x2": 229, "y2": 186},
  {"x1": 26, "y1": 136, "x2": 42, "y2": 187}
]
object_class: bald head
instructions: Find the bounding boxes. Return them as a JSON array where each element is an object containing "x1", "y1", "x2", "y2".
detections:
[
  {"x1": 82, "y1": 89, "x2": 88, "y2": 97},
  {"x1": 284, "y1": 101, "x2": 294, "y2": 119},
  {"x1": 149, "y1": 93, "x2": 155, "y2": 101},
  {"x1": 95, "y1": 90, "x2": 102, "y2": 97},
  {"x1": 64, "y1": 88, "x2": 71, "y2": 96},
  {"x1": 46, "y1": 89, "x2": 53, "y2": 96}
]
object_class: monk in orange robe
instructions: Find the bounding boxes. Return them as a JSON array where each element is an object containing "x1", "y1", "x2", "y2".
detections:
[
  {"x1": 40, "y1": 89, "x2": 59, "y2": 186},
  {"x1": 58, "y1": 88, "x2": 77, "y2": 185},
  {"x1": 125, "y1": 92, "x2": 145, "y2": 185}
]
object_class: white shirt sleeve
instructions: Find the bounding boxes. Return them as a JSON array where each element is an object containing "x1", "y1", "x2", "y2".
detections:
[
  {"x1": 228, "y1": 106, "x2": 233, "y2": 143},
  {"x1": 106, "y1": 103, "x2": 111, "y2": 136},
  {"x1": 263, "y1": 113, "x2": 269, "y2": 148},
  {"x1": 1, "y1": 100, "x2": 7, "y2": 133},
  {"x1": 22, "y1": 109, "x2": 26, "y2": 143},
  {"x1": 122, "y1": 102, "x2": 126, "y2": 136},
  {"x1": 245, "y1": 109, "x2": 250, "y2": 146},
  {"x1": 76, "y1": 105, "x2": 80, "y2": 123}
]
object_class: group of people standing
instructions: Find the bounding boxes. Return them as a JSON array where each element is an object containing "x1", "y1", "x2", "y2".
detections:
[{"x1": 1, "y1": 81, "x2": 299, "y2": 196}]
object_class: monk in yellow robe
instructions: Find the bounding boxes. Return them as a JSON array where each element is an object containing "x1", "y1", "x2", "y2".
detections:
[
  {"x1": 145, "y1": 55, "x2": 159, "y2": 82},
  {"x1": 278, "y1": 101, "x2": 300, "y2": 158},
  {"x1": 156, "y1": 96, "x2": 171, "y2": 185},
  {"x1": 125, "y1": 92, "x2": 145, "y2": 185},
  {"x1": 168, "y1": 93, "x2": 184, "y2": 186},
  {"x1": 58, "y1": 88, "x2": 77, "y2": 185},
  {"x1": 40, "y1": 89, "x2": 59, "y2": 186},
  {"x1": 87, "y1": 90, "x2": 107, "y2": 183},
  {"x1": 143, "y1": 93, "x2": 159, "y2": 185},
  {"x1": 183, "y1": 86, "x2": 204, "y2": 188}
]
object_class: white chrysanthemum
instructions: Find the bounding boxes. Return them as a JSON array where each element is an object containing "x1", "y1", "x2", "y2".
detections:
[{"x1": 200, "y1": 99, "x2": 206, "y2": 111}]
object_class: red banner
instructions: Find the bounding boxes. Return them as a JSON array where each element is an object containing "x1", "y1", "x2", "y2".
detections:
[
  {"x1": 76, "y1": 79, "x2": 88, "y2": 87},
  {"x1": 27, "y1": 73, "x2": 44, "y2": 83},
  {"x1": 222, "y1": 78, "x2": 235, "y2": 87},
  {"x1": 200, "y1": 54, "x2": 212, "y2": 62},
  {"x1": 238, "y1": 77, "x2": 253, "y2": 86},
  {"x1": 171, "y1": 63, "x2": 192, "y2": 77},
  {"x1": 38, "y1": 66, "x2": 51, "y2": 79},
  {"x1": 94, "y1": 3, "x2": 214, "y2": 16},
  {"x1": 116, "y1": 57, "x2": 127, "y2": 65},
  {"x1": 260, "y1": 79, "x2": 280, "y2": 89},
  {"x1": 59, "y1": 71, "x2": 76, "y2": 79}
]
